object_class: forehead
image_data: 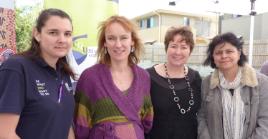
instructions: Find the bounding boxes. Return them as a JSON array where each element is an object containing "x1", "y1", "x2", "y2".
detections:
[
  {"x1": 43, "y1": 16, "x2": 72, "y2": 31},
  {"x1": 214, "y1": 42, "x2": 237, "y2": 50},
  {"x1": 105, "y1": 22, "x2": 131, "y2": 34},
  {"x1": 170, "y1": 34, "x2": 186, "y2": 43}
]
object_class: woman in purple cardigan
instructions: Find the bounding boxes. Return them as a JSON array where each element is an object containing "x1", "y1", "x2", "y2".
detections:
[{"x1": 73, "y1": 16, "x2": 153, "y2": 139}]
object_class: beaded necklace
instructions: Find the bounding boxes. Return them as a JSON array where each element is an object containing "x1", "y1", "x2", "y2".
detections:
[{"x1": 164, "y1": 63, "x2": 194, "y2": 114}]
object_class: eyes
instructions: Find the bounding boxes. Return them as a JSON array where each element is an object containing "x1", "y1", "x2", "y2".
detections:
[
  {"x1": 48, "y1": 30, "x2": 72, "y2": 37},
  {"x1": 169, "y1": 43, "x2": 189, "y2": 50},
  {"x1": 214, "y1": 49, "x2": 235, "y2": 55},
  {"x1": 106, "y1": 35, "x2": 129, "y2": 41}
]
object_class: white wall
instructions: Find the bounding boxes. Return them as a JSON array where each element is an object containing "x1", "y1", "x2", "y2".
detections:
[{"x1": 221, "y1": 13, "x2": 268, "y2": 40}]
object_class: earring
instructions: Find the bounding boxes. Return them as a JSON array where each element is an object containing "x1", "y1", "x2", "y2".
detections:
[
  {"x1": 104, "y1": 47, "x2": 107, "y2": 54},
  {"x1": 131, "y1": 47, "x2": 135, "y2": 53}
]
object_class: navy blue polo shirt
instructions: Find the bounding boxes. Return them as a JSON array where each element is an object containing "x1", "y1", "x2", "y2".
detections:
[{"x1": 0, "y1": 55, "x2": 75, "y2": 139}]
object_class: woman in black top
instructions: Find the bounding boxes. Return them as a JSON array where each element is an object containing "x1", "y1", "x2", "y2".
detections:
[{"x1": 147, "y1": 26, "x2": 201, "y2": 139}]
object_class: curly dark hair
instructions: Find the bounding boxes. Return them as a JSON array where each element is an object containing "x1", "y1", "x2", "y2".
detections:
[{"x1": 203, "y1": 32, "x2": 247, "y2": 69}]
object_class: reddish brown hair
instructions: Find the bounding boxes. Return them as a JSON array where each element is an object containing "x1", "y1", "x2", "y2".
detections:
[{"x1": 97, "y1": 15, "x2": 143, "y2": 66}]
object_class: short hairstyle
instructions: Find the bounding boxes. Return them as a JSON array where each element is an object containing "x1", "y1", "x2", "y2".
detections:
[
  {"x1": 203, "y1": 32, "x2": 247, "y2": 68},
  {"x1": 21, "y1": 8, "x2": 75, "y2": 79},
  {"x1": 97, "y1": 15, "x2": 143, "y2": 66},
  {"x1": 164, "y1": 26, "x2": 195, "y2": 52}
]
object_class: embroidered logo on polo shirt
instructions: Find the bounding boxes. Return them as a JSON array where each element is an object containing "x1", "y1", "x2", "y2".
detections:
[{"x1": 35, "y1": 80, "x2": 50, "y2": 96}]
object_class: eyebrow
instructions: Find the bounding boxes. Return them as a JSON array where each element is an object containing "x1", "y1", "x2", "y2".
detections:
[
  {"x1": 170, "y1": 40, "x2": 187, "y2": 45},
  {"x1": 47, "y1": 29, "x2": 72, "y2": 32},
  {"x1": 106, "y1": 34, "x2": 130, "y2": 37}
]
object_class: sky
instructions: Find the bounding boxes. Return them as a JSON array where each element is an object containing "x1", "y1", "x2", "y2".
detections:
[
  {"x1": 14, "y1": 0, "x2": 268, "y2": 18},
  {"x1": 15, "y1": 0, "x2": 42, "y2": 7},
  {"x1": 0, "y1": 0, "x2": 15, "y2": 9},
  {"x1": 119, "y1": 0, "x2": 268, "y2": 18}
]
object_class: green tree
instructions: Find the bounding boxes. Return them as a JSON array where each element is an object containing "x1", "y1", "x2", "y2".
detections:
[{"x1": 15, "y1": 5, "x2": 42, "y2": 52}]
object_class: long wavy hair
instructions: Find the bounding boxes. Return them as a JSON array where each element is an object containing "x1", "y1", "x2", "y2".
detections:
[{"x1": 96, "y1": 15, "x2": 143, "y2": 66}]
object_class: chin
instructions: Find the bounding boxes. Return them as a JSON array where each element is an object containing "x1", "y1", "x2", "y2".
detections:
[
  {"x1": 171, "y1": 64, "x2": 185, "y2": 68},
  {"x1": 55, "y1": 53, "x2": 68, "y2": 58},
  {"x1": 111, "y1": 55, "x2": 128, "y2": 60},
  {"x1": 218, "y1": 66, "x2": 234, "y2": 71}
]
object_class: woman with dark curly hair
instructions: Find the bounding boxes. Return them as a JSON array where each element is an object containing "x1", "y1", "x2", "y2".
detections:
[{"x1": 198, "y1": 32, "x2": 268, "y2": 139}]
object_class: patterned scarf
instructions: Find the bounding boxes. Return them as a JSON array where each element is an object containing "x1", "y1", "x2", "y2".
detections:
[{"x1": 219, "y1": 69, "x2": 245, "y2": 139}]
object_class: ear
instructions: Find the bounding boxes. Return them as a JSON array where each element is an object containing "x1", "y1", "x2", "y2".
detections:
[
  {"x1": 131, "y1": 41, "x2": 134, "y2": 46},
  {"x1": 33, "y1": 28, "x2": 40, "y2": 42},
  {"x1": 238, "y1": 49, "x2": 242, "y2": 56},
  {"x1": 104, "y1": 42, "x2": 107, "y2": 47}
]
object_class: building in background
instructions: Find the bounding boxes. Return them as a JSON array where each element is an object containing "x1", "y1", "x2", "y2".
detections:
[
  {"x1": 135, "y1": 10, "x2": 268, "y2": 72},
  {"x1": 132, "y1": 9, "x2": 217, "y2": 76},
  {"x1": 221, "y1": 12, "x2": 268, "y2": 40},
  {"x1": 132, "y1": 9, "x2": 218, "y2": 46}
]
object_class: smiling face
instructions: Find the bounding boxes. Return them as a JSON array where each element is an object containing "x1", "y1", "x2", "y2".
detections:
[
  {"x1": 213, "y1": 42, "x2": 241, "y2": 72},
  {"x1": 34, "y1": 16, "x2": 73, "y2": 63},
  {"x1": 104, "y1": 22, "x2": 134, "y2": 65},
  {"x1": 166, "y1": 34, "x2": 191, "y2": 67}
]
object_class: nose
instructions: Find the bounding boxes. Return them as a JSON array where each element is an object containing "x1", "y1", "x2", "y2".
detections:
[
  {"x1": 58, "y1": 34, "x2": 67, "y2": 43},
  {"x1": 174, "y1": 47, "x2": 182, "y2": 55},
  {"x1": 221, "y1": 52, "x2": 227, "y2": 58},
  {"x1": 114, "y1": 39, "x2": 122, "y2": 47}
]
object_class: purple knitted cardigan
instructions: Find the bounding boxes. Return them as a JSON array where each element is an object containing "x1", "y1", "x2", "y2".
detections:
[{"x1": 74, "y1": 64, "x2": 153, "y2": 139}]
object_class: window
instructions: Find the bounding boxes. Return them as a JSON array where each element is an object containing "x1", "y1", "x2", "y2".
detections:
[
  {"x1": 139, "y1": 17, "x2": 155, "y2": 29},
  {"x1": 183, "y1": 17, "x2": 190, "y2": 26},
  {"x1": 232, "y1": 14, "x2": 242, "y2": 18},
  {"x1": 147, "y1": 17, "x2": 154, "y2": 28},
  {"x1": 195, "y1": 19, "x2": 211, "y2": 37},
  {"x1": 139, "y1": 19, "x2": 146, "y2": 29},
  {"x1": 139, "y1": 20, "x2": 143, "y2": 28}
]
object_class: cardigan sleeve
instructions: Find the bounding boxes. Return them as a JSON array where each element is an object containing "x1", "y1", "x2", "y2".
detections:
[
  {"x1": 140, "y1": 94, "x2": 154, "y2": 134},
  {"x1": 73, "y1": 70, "x2": 94, "y2": 139},
  {"x1": 140, "y1": 70, "x2": 154, "y2": 134}
]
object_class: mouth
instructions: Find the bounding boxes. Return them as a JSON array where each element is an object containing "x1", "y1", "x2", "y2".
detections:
[
  {"x1": 172, "y1": 56, "x2": 184, "y2": 60},
  {"x1": 113, "y1": 49, "x2": 125, "y2": 54},
  {"x1": 219, "y1": 61, "x2": 230, "y2": 64},
  {"x1": 55, "y1": 46, "x2": 67, "y2": 50}
]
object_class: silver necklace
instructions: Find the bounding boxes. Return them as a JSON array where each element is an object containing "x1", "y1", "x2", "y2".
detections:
[{"x1": 164, "y1": 63, "x2": 194, "y2": 114}]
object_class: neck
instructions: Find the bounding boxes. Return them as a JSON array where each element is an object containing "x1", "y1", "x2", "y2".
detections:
[
  {"x1": 41, "y1": 54, "x2": 58, "y2": 69},
  {"x1": 219, "y1": 66, "x2": 239, "y2": 82},
  {"x1": 165, "y1": 62, "x2": 185, "y2": 78},
  {"x1": 110, "y1": 61, "x2": 131, "y2": 73}
]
